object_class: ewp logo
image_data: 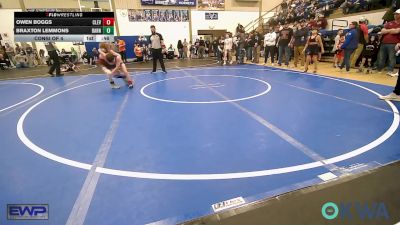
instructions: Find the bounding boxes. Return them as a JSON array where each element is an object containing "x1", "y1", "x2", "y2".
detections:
[
  {"x1": 321, "y1": 201, "x2": 389, "y2": 221},
  {"x1": 7, "y1": 204, "x2": 49, "y2": 220}
]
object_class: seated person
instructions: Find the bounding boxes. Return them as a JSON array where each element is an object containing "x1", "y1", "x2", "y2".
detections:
[
  {"x1": 167, "y1": 44, "x2": 175, "y2": 59},
  {"x1": 81, "y1": 51, "x2": 92, "y2": 64},
  {"x1": 61, "y1": 61, "x2": 79, "y2": 73},
  {"x1": 134, "y1": 44, "x2": 143, "y2": 62},
  {"x1": 0, "y1": 54, "x2": 12, "y2": 69},
  {"x1": 14, "y1": 52, "x2": 29, "y2": 68}
]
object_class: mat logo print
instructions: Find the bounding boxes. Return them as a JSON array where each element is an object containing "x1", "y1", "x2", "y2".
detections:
[
  {"x1": 7, "y1": 204, "x2": 49, "y2": 220},
  {"x1": 321, "y1": 201, "x2": 389, "y2": 220}
]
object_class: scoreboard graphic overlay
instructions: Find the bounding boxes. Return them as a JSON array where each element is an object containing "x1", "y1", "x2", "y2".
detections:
[{"x1": 14, "y1": 12, "x2": 115, "y2": 42}]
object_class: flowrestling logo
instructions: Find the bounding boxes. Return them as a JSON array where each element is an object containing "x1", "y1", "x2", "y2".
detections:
[{"x1": 321, "y1": 201, "x2": 389, "y2": 221}]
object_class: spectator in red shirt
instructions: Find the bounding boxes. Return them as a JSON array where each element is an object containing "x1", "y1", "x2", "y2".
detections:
[
  {"x1": 350, "y1": 16, "x2": 369, "y2": 68},
  {"x1": 377, "y1": 9, "x2": 400, "y2": 76},
  {"x1": 316, "y1": 15, "x2": 328, "y2": 30},
  {"x1": 308, "y1": 18, "x2": 318, "y2": 29}
]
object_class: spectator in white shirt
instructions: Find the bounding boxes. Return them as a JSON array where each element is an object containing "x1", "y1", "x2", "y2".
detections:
[
  {"x1": 223, "y1": 33, "x2": 233, "y2": 65},
  {"x1": 264, "y1": 28, "x2": 277, "y2": 65}
]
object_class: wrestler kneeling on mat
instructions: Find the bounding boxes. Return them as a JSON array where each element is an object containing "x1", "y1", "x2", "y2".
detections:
[{"x1": 98, "y1": 52, "x2": 134, "y2": 89}]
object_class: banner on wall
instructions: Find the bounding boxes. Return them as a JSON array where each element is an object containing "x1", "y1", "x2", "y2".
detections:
[
  {"x1": 128, "y1": 9, "x2": 189, "y2": 22},
  {"x1": 198, "y1": 0, "x2": 225, "y2": 10},
  {"x1": 141, "y1": 0, "x2": 196, "y2": 6},
  {"x1": 205, "y1": 12, "x2": 218, "y2": 20}
]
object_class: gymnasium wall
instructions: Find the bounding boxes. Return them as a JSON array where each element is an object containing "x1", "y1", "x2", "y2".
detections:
[
  {"x1": 190, "y1": 11, "x2": 259, "y2": 36},
  {"x1": 116, "y1": 9, "x2": 190, "y2": 50},
  {"x1": 115, "y1": 9, "x2": 260, "y2": 48}
]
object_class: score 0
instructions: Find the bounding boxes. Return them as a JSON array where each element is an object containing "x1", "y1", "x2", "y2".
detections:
[{"x1": 102, "y1": 18, "x2": 114, "y2": 26}]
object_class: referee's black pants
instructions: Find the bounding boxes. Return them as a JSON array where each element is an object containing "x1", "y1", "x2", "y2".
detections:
[{"x1": 151, "y1": 48, "x2": 166, "y2": 72}]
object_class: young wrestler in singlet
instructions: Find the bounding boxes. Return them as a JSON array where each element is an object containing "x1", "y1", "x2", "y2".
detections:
[{"x1": 98, "y1": 43, "x2": 134, "y2": 89}]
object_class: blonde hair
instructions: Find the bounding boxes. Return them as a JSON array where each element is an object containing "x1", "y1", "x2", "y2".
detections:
[{"x1": 99, "y1": 42, "x2": 111, "y2": 52}]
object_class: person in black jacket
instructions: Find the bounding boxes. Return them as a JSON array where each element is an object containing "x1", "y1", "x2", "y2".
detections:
[
  {"x1": 45, "y1": 42, "x2": 63, "y2": 77},
  {"x1": 177, "y1": 40, "x2": 184, "y2": 59}
]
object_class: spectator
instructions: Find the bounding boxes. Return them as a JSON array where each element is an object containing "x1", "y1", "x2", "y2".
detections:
[
  {"x1": 236, "y1": 23, "x2": 245, "y2": 34},
  {"x1": 253, "y1": 31, "x2": 262, "y2": 63},
  {"x1": 217, "y1": 37, "x2": 224, "y2": 63},
  {"x1": 0, "y1": 54, "x2": 12, "y2": 69},
  {"x1": 358, "y1": 35, "x2": 380, "y2": 73},
  {"x1": 236, "y1": 33, "x2": 245, "y2": 64},
  {"x1": 39, "y1": 49, "x2": 46, "y2": 65},
  {"x1": 71, "y1": 47, "x2": 78, "y2": 63},
  {"x1": 223, "y1": 33, "x2": 233, "y2": 65},
  {"x1": 194, "y1": 39, "x2": 200, "y2": 58},
  {"x1": 212, "y1": 37, "x2": 219, "y2": 57},
  {"x1": 379, "y1": 43, "x2": 400, "y2": 101},
  {"x1": 142, "y1": 44, "x2": 149, "y2": 62},
  {"x1": 177, "y1": 40, "x2": 184, "y2": 59},
  {"x1": 167, "y1": 44, "x2": 175, "y2": 59},
  {"x1": 117, "y1": 38, "x2": 127, "y2": 63},
  {"x1": 303, "y1": 28, "x2": 325, "y2": 73},
  {"x1": 333, "y1": 29, "x2": 344, "y2": 67},
  {"x1": 5, "y1": 43, "x2": 16, "y2": 67},
  {"x1": 335, "y1": 34, "x2": 346, "y2": 68},
  {"x1": 138, "y1": 36, "x2": 147, "y2": 47},
  {"x1": 350, "y1": 16, "x2": 369, "y2": 68},
  {"x1": 316, "y1": 14, "x2": 328, "y2": 29},
  {"x1": 246, "y1": 33, "x2": 254, "y2": 61},
  {"x1": 291, "y1": 20, "x2": 309, "y2": 68},
  {"x1": 183, "y1": 38, "x2": 188, "y2": 59},
  {"x1": 308, "y1": 18, "x2": 318, "y2": 29},
  {"x1": 264, "y1": 27, "x2": 277, "y2": 65},
  {"x1": 15, "y1": 43, "x2": 22, "y2": 55},
  {"x1": 81, "y1": 51, "x2": 92, "y2": 64},
  {"x1": 339, "y1": 21, "x2": 359, "y2": 72},
  {"x1": 134, "y1": 44, "x2": 143, "y2": 62},
  {"x1": 198, "y1": 37, "x2": 206, "y2": 59},
  {"x1": 205, "y1": 39, "x2": 211, "y2": 57},
  {"x1": 14, "y1": 51, "x2": 29, "y2": 68},
  {"x1": 25, "y1": 44, "x2": 34, "y2": 67},
  {"x1": 233, "y1": 34, "x2": 239, "y2": 62},
  {"x1": 274, "y1": 26, "x2": 281, "y2": 63},
  {"x1": 377, "y1": 8, "x2": 400, "y2": 76},
  {"x1": 189, "y1": 41, "x2": 195, "y2": 59},
  {"x1": 277, "y1": 23, "x2": 293, "y2": 67},
  {"x1": 92, "y1": 48, "x2": 99, "y2": 66}
]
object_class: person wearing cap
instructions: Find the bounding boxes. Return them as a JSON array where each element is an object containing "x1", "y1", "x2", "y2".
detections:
[
  {"x1": 339, "y1": 21, "x2": 359, "y2": 72},
  {"x1": 350, "y1": 16, "x2": 369, "y2": 68},
  {"x1": 290, "y1": 20, "x2": 309, "y2": 68},
  {"x1": 379, "y1": 42, "x2": 400, "y2": 101},
  {"x1": 376, "y1": 9, "x2": 400, "y2": 77}
]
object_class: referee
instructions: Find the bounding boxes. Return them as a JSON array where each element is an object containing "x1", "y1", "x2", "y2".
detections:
[
  {"x1": 149, "y1": 25, "x2": 167, "y2": 73},
  {"x1": 45, "y1": 42, "x2": 63, "y2": 77}
]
